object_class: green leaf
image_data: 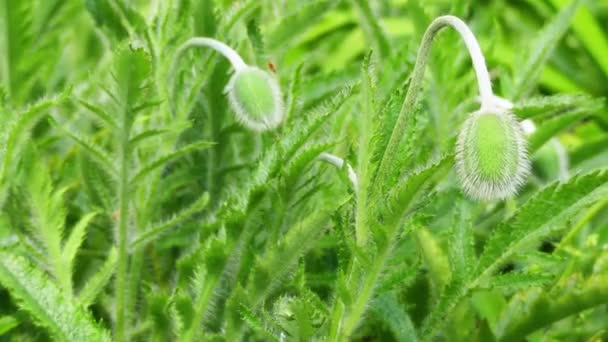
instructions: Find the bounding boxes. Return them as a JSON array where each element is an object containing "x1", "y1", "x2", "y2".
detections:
[
  {"x1": 448, "y1": 204, "x2": 475, "y2": 282},
  {"x1": 423, "y1": 169, "x2": 608, "y2": 338},
  {"x1": 481, "y1": 271, "x2": 554, "y2": 292},
  {"x1": 511, "y1": 94, "x2": 600, "y2": 120},
  {"x1": 496, "y1": 275, "x2": 608, "y2": 341},
  {"x1": 267, "y1": 0, "x2": 337, "y2": 51},
  {"x1": 85, "y1": 0, "x2": 129, "y2": 39},
  {"x1": 351, "y1": 0, "x2": 391, "y2": 57},
  {"x1": 477, "y1": 170, "x2": 608, "y2": 278},
  {"x1": 0, "y1": 315, "x2": 19, "y2": 336},
  {"x1": 128, "y1": 128, "x2": 180, "y2": 148},
  {"x1": 511, "y1": 0, "x2": 581, "y2": 99},
  {"x1": 54, "y1": 122, "x2": 118, "y2": 178},
  {"x1": 75, "y1": 97, "x2": 118, "y2": 128},
  {"x1": 112, "y1": 45, "x2": 152, "y2": 114},
  {"x1": 240, "y1": 305, "x2": 281, "y2": 342},
  {"x1": 528, "y1": 108, "x2": 598, "y2": 152},
  {"x1": 130, "y1": 141, "x2": 214, "y2": 184},
  {"x1": 416, "y1": 227, "x2": 451, "y2": 289},
  {"x1": 62, "y1": 212, "x2": 98, "y2": 279},
  {"x1": 0, "y1": 252, "x2": 111, "y2": 341},
  {"x1": 385, "y1": 155, "x2": 453, "y2": 224},
  {"x1": 249, "y1": 196, "x2": 350, "y2": 307},
  {"x1": 130, "y1": 193, "x2": 210, "y2": 249},
  {"x1": 0, "y1": 93, "x2": 67, "y2": 203},
  {"x1": 78, "y1": 248, "x2": 118, "y2": 308},
  {"x1": 370, "y1": 293, "x2": 418, "y2": 342}
]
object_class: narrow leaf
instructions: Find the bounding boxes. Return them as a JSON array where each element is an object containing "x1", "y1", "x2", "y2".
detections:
[
  {"x1": 130, "y1": 141, "x2": 214, "y2": 184},
  {"x1": 78, "y1": 248, "x2": 118, "y2": 308},
  {"x1": 0, "y1": 252, "x2": 111, "y2": 341}
]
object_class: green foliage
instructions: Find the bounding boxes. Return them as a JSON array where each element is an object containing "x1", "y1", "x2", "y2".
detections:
[
  {"x1": 0, "y1": 252, "x2": 111, "y2": 341},
  {"x1": 1, "y1": 0, "x2": 608, "y2": 341}
]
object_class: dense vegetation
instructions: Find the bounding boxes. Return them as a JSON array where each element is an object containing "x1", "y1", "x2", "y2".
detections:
[{"x1": 1, "y1": 0, "x2": 607, "y2": 341}]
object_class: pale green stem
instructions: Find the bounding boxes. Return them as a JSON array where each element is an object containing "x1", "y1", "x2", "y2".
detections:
[
  {"x1": 375, "y1": 15, "x2": 495, "y2": 189},
  {"x1": 172, "y1": 37, "x2": 247, "y2": 74},
  {"x1": 115, "y1": 114, "x2": 131, "y2": 342},
  {"x1": 318, "y1": 153, "x2": 359, "y2": 191}
]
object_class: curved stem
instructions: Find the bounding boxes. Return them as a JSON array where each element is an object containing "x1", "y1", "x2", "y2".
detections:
[
  {"x1": 318, "y1": 153, "x2": 359, "y2": 191},
  {"x1": 375, "y1": 15, "x2": 494, "y2": 189},
  {"x1": 174, "y1": 37, "x2": 247, "y2": 71}
]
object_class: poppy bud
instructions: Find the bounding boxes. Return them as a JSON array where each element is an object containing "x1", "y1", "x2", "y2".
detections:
[
  {"x1": 456, "y1": 109, "x2": 530, "y2": 200},
  {"x1": 174, "y1": 38, "x2": 284, "y2": 131},
  {"x1": 226, "y1": 66, "x2": 284, "y2": 131}
]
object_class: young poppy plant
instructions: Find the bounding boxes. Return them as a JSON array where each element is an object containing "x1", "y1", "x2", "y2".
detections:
[
  {"x1": 377, "y1": 15, "x2": 529, "y2": 201},
  {"x1": 174, "y1": 38, "x2": 284, "y2": 131}
]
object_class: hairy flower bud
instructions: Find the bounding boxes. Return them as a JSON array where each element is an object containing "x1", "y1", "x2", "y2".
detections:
[
  {"x1": 173, "y1": 37, "x2": 285, "y2": 131},
  {"x1": 456, "y1": 109, "x2": 530, "y2": 200},
  {"x1": 226, "y1": 66, "x2": 284, "y2": 131}
]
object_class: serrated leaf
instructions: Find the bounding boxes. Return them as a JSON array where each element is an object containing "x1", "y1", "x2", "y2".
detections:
[
  {"x1": 62, "y1": 212, "x2": 97, "y2": 279},
  {"x1": 130, "y1": 141, "x2": 214, "y2": 184},
  {"x1": 55, "y1": 122, "x2": 118, "y2": 178},
  {"x1": 385, "y1": 155, "x2": 453, "y2": 224},
  {"x1": 0, "y1": 93, "x2": 67, "y2": 203},
  {"x1": 240, "y1": 305, "x2": 281, "y2": 342},
  {"x1": 448, "y1": 204, "x2": 475, "y2": 281},
  {"x1": 477, "y1": 170, "x2": 608, "y2": 279},
  {"x1": 481, "y1": 271, "x2": 554, "y2": 292},
  {"x1": 370, "y1": 293, "x2": 418, "y2": 342},
  {"x1": 78, "y1": 248, "x2": 118, "y2": 308},
  {"x1": 496, "y1": 275, "x2": 608, "y2": 341},
  {"x1": 130, "y1": 193, "x2": 210, "y2": 249},
  {"x1": 0, "y1": 252, "x2": 111, "y2": 341},
  {"x1": 75, "y1": 98, "x2": 117, "y2": 128},
  {"x1": 512, "y1": 94, "x2": 599, "y2": 119},
  {"x1": 423, "y1": 169, "x2": 608, "y2": 339}
]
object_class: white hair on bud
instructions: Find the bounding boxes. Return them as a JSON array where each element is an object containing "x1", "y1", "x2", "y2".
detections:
[
  {"x1": 456, "y1": 108, "x2": 531, "y2": 201},
  {"x1": 225, "y1": 66, "x2": 284, "y2": 131}
]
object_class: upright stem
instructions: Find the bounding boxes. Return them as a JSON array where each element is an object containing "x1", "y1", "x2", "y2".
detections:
[
  {"x1": 375, "y1": 16, "x2": 494, "y2": 189},
  {"x1": 115, "y1": 115, "x2": 131, "y2": 342}
]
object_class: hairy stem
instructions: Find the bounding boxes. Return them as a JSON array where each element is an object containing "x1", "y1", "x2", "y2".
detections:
[
  {"x1": 172, "y1": 37, "x2": 247, "y2": 75},
  {"x1": 115, "y1": 114, "x2": 131, "y2": 342},
  {"x1": 375, "y1": 15, "x2": 493, "y2": 189}
]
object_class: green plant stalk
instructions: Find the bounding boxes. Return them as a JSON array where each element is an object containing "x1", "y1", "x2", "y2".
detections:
[
  {"x1": 355, "y1": 56, "x2": 375, "y2": 247},
  {"x1": 0, "y1": 0, "x2": 10, "y2": 97},
  {"x1": 115, "y1": 121, "x2": 131, "y2": 342},
  {"x1": 375, "y1": 16, "x2": 493, "y2": 190},
  {"x1": 340, "y1": 244, "x2": 391, "y2": 338},
  {"x1": 183, "y1": 225, "x2": 250, "y2": 342},
  {"x1": 182, "y1": 273, "x2": 220, "y2": 342}
]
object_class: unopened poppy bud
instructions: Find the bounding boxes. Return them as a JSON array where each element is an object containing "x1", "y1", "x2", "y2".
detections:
[
  {"x1": 456, "y1": 108, "x2": 530, "y2": 200},
  {"x1": 174, "y1": 38, "x2": 284, "y2": 131},
  {"x1": 226, "y1": 66, "x2": 284, "y2": 131}
]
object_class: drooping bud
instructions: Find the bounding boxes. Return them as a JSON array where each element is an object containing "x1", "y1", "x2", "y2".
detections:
[
  {"x1": 456, "y1": 109, "x2": 530, "y2": 201},
  {"x1": 226, "y1": 66, "x2": 284, "y2": 131},
  {"x1": 173, "y1": 37, "x2": 285, "y2": 131}
]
